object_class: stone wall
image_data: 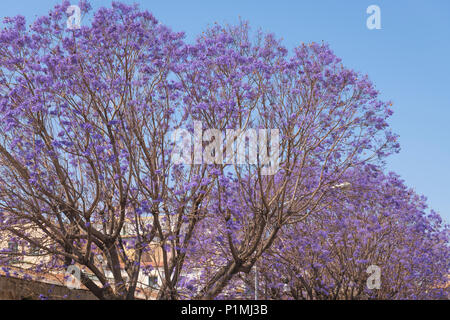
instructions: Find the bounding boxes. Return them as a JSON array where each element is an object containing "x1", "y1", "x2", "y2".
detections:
[{"x1": 0, "y1": 275, "x2": 97, "y2": 300}]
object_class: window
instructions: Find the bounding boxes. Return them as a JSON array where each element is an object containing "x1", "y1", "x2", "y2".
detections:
[
  {"x1": 87, "y1": 273, "x2": 99, "y2": 282},
  {"x1": 8, "y1": 242, "x2": 19, "y2": 263},
  {"x1": 29, "y1": 244, "x2": 40, "y2": 256},
  {"x1": 8, "y1": 242, "x2": 18, "y2": 252},
  {"x1": 148, "y1": 275, "x2": 158, "y2": 288}
]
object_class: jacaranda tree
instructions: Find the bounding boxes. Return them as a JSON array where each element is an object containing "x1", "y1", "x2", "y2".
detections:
[
  {"x1": 229, "y1": 165, "x2": 449, "y2": 300},
  {"x1": 1, "y1": 1, "x2": 439, "y2": 301}
]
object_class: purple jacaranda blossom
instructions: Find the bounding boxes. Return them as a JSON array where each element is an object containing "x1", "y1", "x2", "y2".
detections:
[{"x1": 0, "y1": 1, "x2": 443, "y2": 301}]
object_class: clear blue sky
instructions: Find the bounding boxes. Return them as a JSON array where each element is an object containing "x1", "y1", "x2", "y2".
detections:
[{"x1": 1, "y1": 1, "x2": 449, "y2": 222}]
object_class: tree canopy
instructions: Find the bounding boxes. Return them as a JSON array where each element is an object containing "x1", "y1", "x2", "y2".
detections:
[{"x1": 0, "y1": 1, "x2": 447, "y2": 300}]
